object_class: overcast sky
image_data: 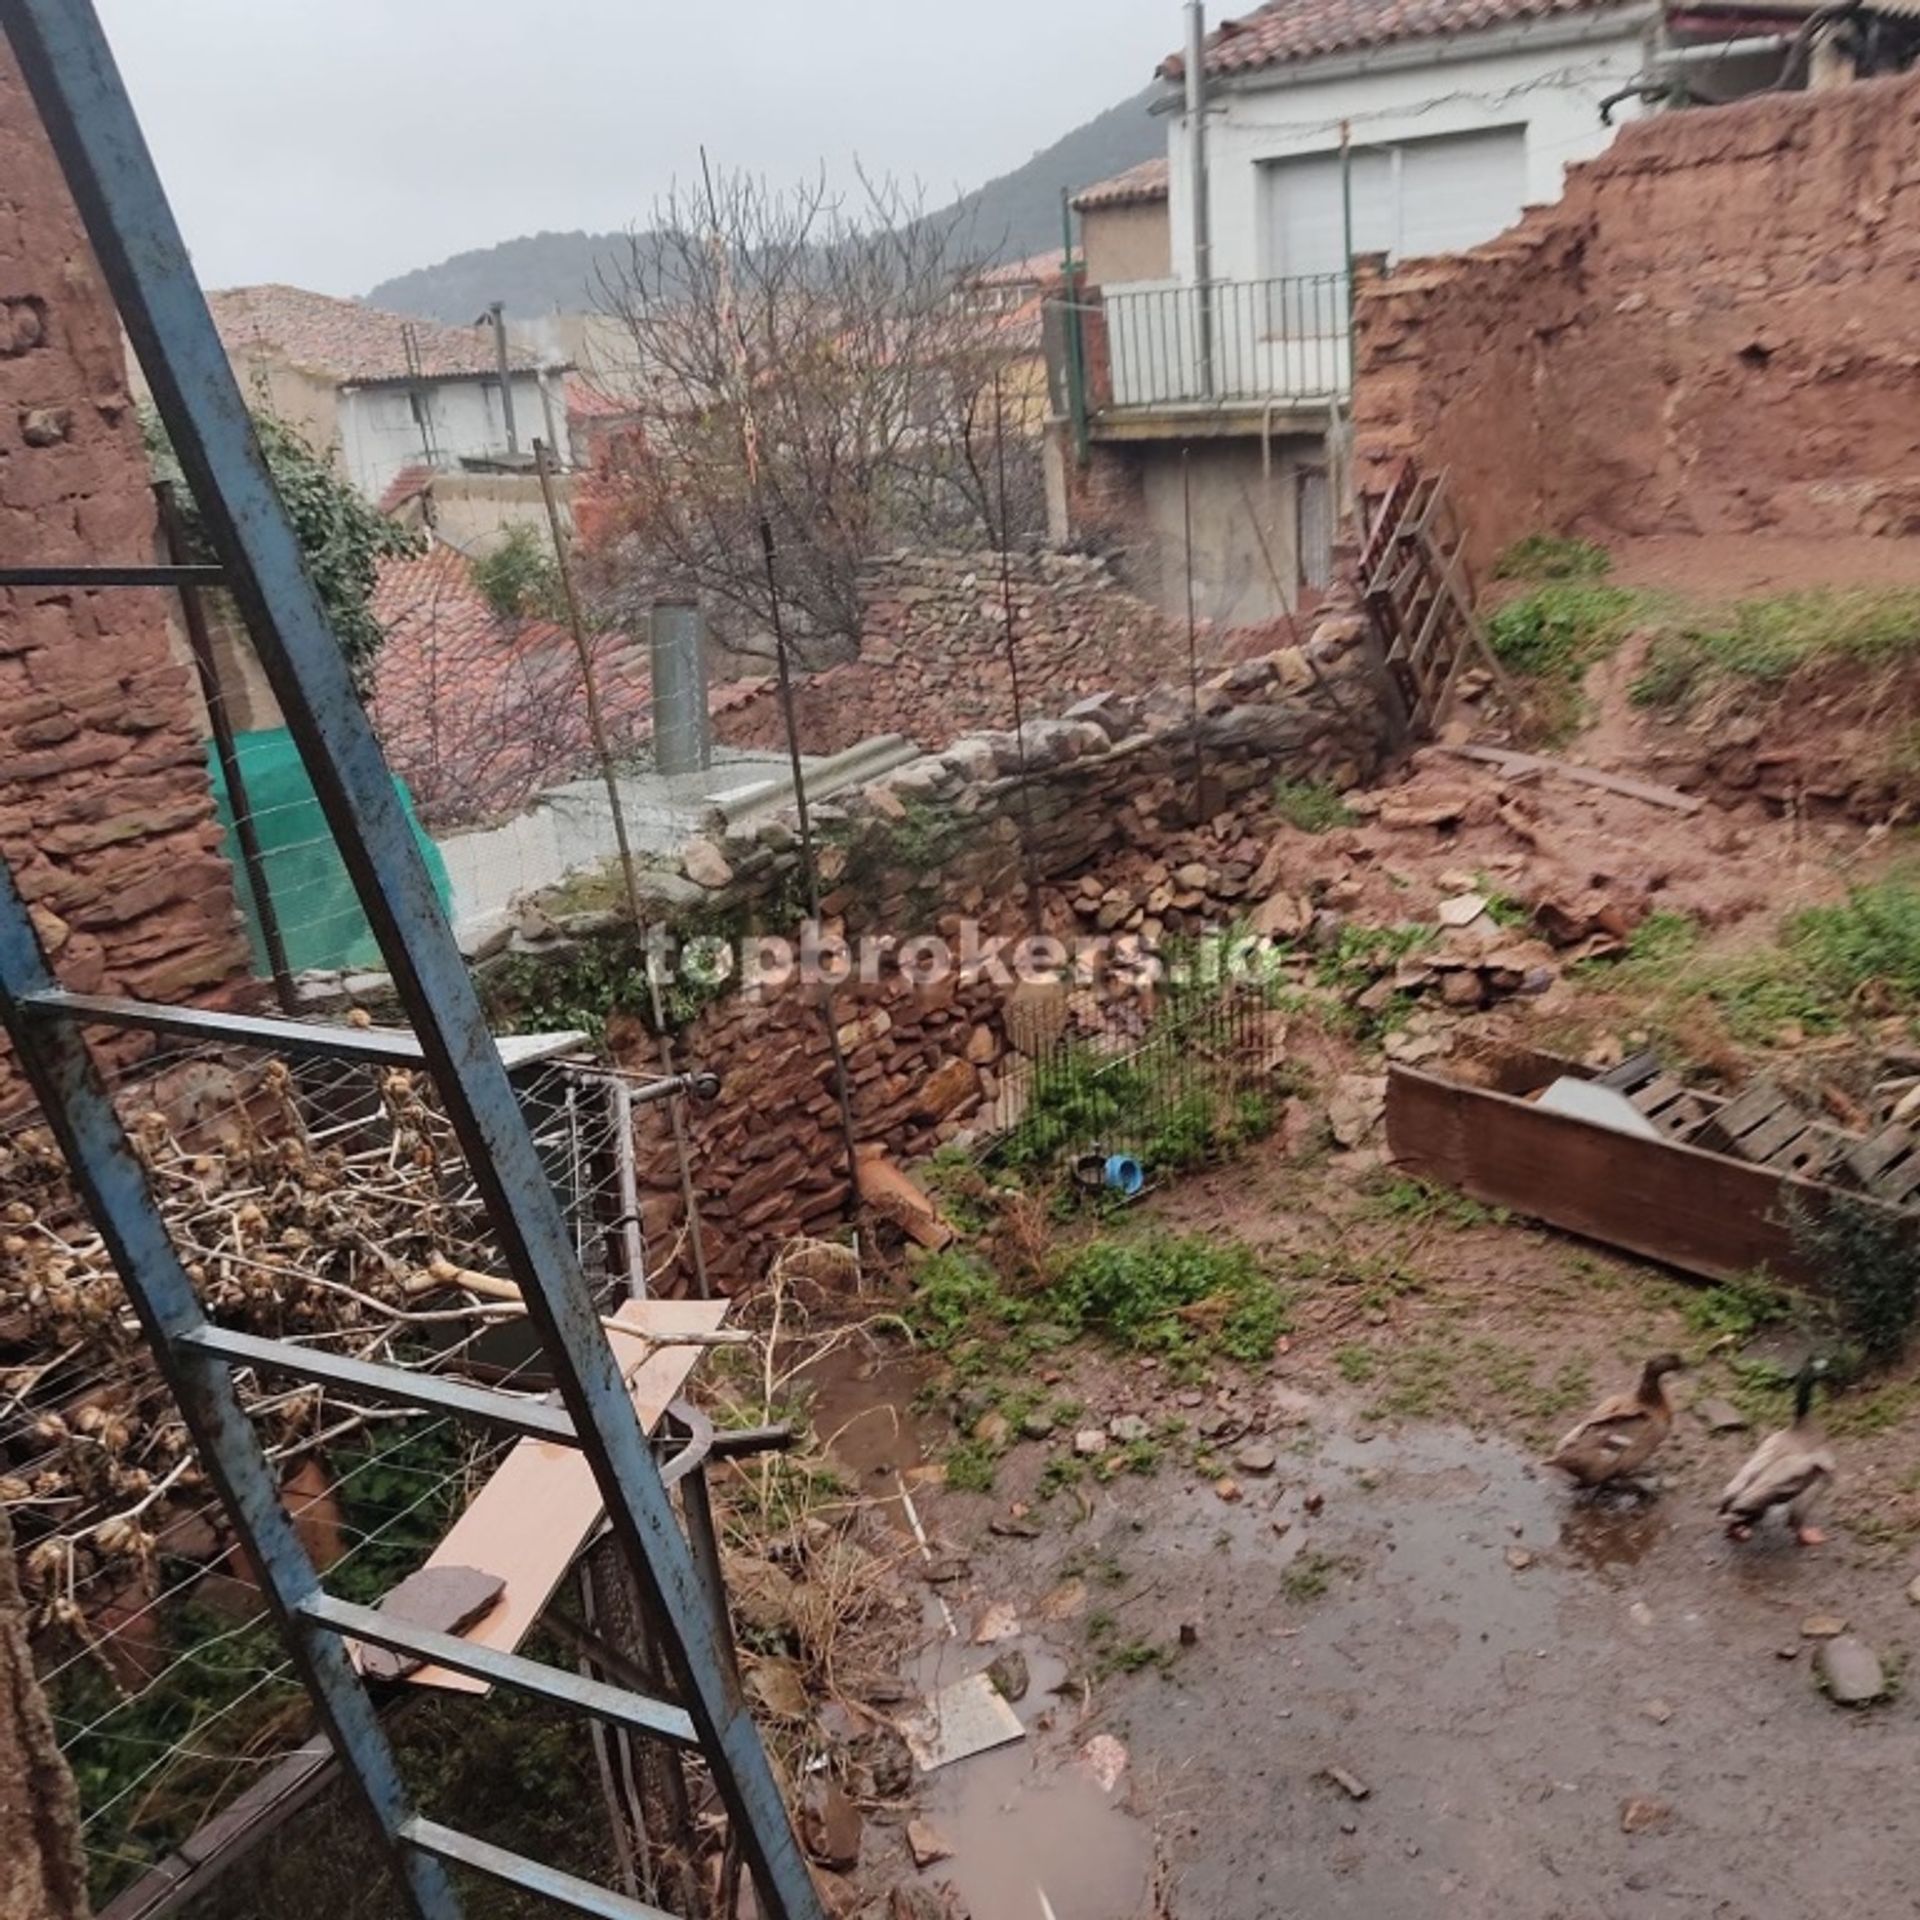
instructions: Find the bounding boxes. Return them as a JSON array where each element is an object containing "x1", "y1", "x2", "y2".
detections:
[{"x1": 94, "y1": 1, "x2": 1181, "y2": 296}]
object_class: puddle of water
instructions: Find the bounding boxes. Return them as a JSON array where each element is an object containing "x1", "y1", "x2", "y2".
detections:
[
  {"x1": 805, "y1": 1342, "x2": 1154, "y2": 1918},
  {"x1": 906, "y1": 1632, "x2": 1153, "y2": 1920},
  {"x1": 800, "y1": 1342, "x2": 935, "y2": 1487}
]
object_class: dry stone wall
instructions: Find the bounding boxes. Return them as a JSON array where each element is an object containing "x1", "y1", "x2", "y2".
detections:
[
  {"x1": 0, "y1": 47, "x2": 247, "y2": 1112},
  {"x1": 513, "y1": 589, "x2": 1397, "y2": 1293},
  {"x1": 712, "y1": 548, "x2": 1197, "y2": 756},
  {"x1": 1354, "y1": 72, "x2": 1920, "y2": 575}
]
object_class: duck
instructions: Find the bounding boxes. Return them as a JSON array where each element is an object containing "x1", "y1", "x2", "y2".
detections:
[
  {"x1": 1546, "y1": 1353, "x2": 1685, "y2": 1489},
  {"x1": 1718, "y1": 1358, "x2": 1835, "y2": 1547}
]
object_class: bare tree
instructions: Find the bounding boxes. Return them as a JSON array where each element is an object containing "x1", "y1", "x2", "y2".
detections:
[{"x1": 582, "y1": 167, "x2": 1046, "y2": 666}]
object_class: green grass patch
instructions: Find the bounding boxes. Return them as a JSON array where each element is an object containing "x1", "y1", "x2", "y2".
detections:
[
  {"x1": 1280, "y1": 1550, "x2": 1347, "y2": 1604},
  {"x1": 1487, "y1": 582, "x2": 1640, "y2": 681},
  {"x1": 1051, "y1": 1233, "x2": 1292, "y2": 1363},
  {"x1": 1493, "y1": 534, "x2": 1613, "y2": 582},
  {"x1": 1677, "y1": 1270, "x2": 1794, "y2": 1344},
  {"x1": 1357, "y1": 1172, "x2": 1505, "y2": 1231},
  {"x1": 1273, "y1": 778, "x2": 1356, "y2": 834},
  {"x1": 1631, "y1": 589, "x2": 1920, "y2": 711},
  {"x1": 941, "y1": 1438, "x2": 999, "y2": 1492}
]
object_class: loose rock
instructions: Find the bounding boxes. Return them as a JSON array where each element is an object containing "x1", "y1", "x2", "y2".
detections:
[
  {"x1": 1694, "y1": 1398, "x2": 1751, "y2": 1434},
  {"x1": 987, "y1": 1650, "x2": 1030, "y2": 1703},
  {"x1": 1816, "y1": 1635, "x2": 1888, "y2": 1706},
  {"x1": 1619, "y1": 1798, "x2": 1671, "y2": 1835},
  {"x1": 906, "y1": 1818, "x2": 953, "y2": 1869},
  {"x1": 1235, "y1": 1441, "x2": 1279, "y2": 1476}
]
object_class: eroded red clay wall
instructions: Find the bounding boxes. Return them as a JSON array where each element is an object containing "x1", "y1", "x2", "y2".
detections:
[
  {"x1": 1355, "y1": 72, "x2": 1920, "y2": 574},
  {"x1": 0, "y1": 47, "x2": 246, "y2": 1104}
]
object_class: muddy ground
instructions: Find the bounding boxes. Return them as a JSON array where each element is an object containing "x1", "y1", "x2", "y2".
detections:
[
  {"x1": 781, "y1": 537, "x2": 1920, "y2": 1920},
  {"x1": 807, "y1": 1162, "x2": 1920, "y2": 1920}
]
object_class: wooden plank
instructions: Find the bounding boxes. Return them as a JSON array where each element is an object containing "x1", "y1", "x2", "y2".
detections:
[
  {"x1": 1597, "y1": 1052, "x2": 1664, "y2": 1096},
  {"x1": 1433, "y1": 744, "x2": 1706, "y2": 815},
  {"x1": 1384, "y1": 1064, "x2": 1914, "y2": 1288},
  {"x1": 1846, "y1": 1126, "x2": 1914, "y2": 1188},
  {"x1": 1741, "y1": 1109, "x2": 1816, "y2": 1165},
  {"x1": 377, "y1": 1298, "x2": 729, "y2": 1694}
]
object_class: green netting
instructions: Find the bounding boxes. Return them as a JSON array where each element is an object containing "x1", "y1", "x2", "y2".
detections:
[{"x1": 205, "y1": 727, "x2": 452, "y2": 975}]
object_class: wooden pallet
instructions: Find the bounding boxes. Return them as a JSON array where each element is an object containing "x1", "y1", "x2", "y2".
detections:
[{"x1": 1359, "y1": 459, "x2": 1515, "y2": 737}]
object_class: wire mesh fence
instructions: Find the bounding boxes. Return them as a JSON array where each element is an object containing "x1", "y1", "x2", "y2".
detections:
[
  {"x1": 982, "y1": 967, "x2": 1290, "y2": 1190},
  {"x1": 0, "y1": 1034, "x2": 666, "y2": 1908}
]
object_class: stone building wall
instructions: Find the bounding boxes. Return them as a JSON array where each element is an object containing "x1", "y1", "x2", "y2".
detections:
[
  {"x1": 1353, "y1": 72, "x2": 1920, "y2": 576},
  {"x1": 711, "y1": 548, "x2": 1194, "y2": 757},
  {"x1": 0, "y1": 46, "x2": 248, "y2": 1111}
]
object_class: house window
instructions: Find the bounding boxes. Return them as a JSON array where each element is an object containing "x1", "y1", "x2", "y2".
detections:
[{"x1": 1260, "y1": 125, "x2": 1527, "y2": 279}]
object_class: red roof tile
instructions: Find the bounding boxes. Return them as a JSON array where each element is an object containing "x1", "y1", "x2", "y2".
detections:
[
  {"x1": 370, "y1": 544, "x2": 648, "y2": 828},
  {"x1": 1160, "y1": 0, "x2": 1627, "y2": 78},
  {"x1": 206, "y1": 284, "x2": 545, "y2": 386},
  {"x1": 1072, "y1": 157, "x2": 1171, "y2": 211},
  {"x1": 975, "y1": 251, "x2": 1068, "y2": 289}
]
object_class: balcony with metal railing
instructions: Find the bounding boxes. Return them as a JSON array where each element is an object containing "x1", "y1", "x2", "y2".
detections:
[{"x1": 1050, "y1": 273, "x2": 1351, "y2": 431}]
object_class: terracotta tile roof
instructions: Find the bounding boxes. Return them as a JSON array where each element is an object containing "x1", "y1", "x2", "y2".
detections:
[
  {"x1": 1160, "y1": 0, "x2": 1628, "y2": 78},
  {"x1": 1072, "y1": 157, "x2": 1171, "y2": 211},
  {"x1": 975, "y1": 251, "x2": 1067, "y2": 289},
  {"x1": 206, "y1": 284, "x2": 542, "y2": 386},
  {"x1": 377, "y1": 463, "x2": 435, "y2": 516},
  {"x1": 370, "y1": 543, "x2": 648, "y2": 828}
]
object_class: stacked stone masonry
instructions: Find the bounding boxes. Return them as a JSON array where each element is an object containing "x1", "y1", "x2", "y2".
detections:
[
  {"x1": 711, "y1": 548, "x2": 1200, "y2": 757},
  {"x1": 1353, "y1": 71, "x2": 1920, "y2": 576},
  {"x1": 518, "y1": 590, "x2": 1397, "y2": 1293},
  {"x1": 0, "y1": 48, "x2": 247, "y2": 1112}
]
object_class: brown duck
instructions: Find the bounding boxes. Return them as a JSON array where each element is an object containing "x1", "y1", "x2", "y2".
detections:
[{"x1": 1546, "y1": 1353, "x2": 1684, "y2": 1488}]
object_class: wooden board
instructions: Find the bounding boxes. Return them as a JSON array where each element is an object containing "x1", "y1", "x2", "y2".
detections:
[
  {"x1": 1385, "y1": 1064, "x2": 1913, "y2": 1288},
  {"x1": 369, "y1": 1297, "x2": 729, "y2": 1693}
]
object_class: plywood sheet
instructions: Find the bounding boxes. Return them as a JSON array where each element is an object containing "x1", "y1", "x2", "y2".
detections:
[{"x1": 365, "y1": 1297, "x2": 728, "y2": 1693}]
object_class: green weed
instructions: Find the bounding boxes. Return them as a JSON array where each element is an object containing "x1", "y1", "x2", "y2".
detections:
[
  {"x1": 1333, "y1": 1344, "x2": 1377, "y2": 1384},
  {"x1": 1493, "y1": 534, "x2": 1613, "y2": 582},
  {"x1": 1281, "y1": 1551, "x2": 1345, "y2": 1604},
  {"x1": 1273, "y1": 779, "x2": 1356, "y2": 834},
  {"x1": 1487, "y1": 582, "x2": 1639, "y2": 681},
  {"x1": 942, "y1": 1439, "x2": 998, "y2": 1493},
  {"x1": 1678, "y1": 1271, "x2": 1793, "y2": 1344},
  {"x1": 1630, "y1": 589, "x2": 1920, "y2": 711},
  {"x1": 1793, "y1": 1195, "x2": 1920, "y2": 1368},
  {"x1": 1049, "y1": 1233, "x2": 1291, "y2": 1363}
]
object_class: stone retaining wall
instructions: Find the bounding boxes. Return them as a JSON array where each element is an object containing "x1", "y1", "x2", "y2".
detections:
[
  {"x1": 711, "y1": 547, "x2": 1198, "y2": 757},
  {"x1": 500, "y1": 587, "x2": 1397, "y2": 1292}
]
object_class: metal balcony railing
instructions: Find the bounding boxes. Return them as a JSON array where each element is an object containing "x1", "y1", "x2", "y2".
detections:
[{"x1": 1088, "y1": 274, "x2": 1352, "y2": 412}]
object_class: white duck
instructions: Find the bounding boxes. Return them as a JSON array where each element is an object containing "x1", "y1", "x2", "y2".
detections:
[{"x1": 1719, "y1": 1358, "x2": 1835, "y2": 1547}]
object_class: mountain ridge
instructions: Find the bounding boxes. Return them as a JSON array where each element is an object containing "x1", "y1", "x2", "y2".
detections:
[{"x1": 365, "y1": 86, "x2": 1166, "y2": 323}]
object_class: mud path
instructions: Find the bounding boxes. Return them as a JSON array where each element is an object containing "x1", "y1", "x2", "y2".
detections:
[{"x1": 815, "y1": 1332, "x2": 1920, "y2": 1920}]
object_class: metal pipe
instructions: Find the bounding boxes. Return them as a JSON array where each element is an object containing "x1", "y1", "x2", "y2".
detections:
[
  {"x1": 155, "y1": 483, "x2": 298, "y2": 1014},
  {"x1": 1059, "y1": 186, "x2": 1090, "y2": 461},
  {"x1": 610, "y1": 1076, "x2": 647, "y2": 1302},
  {"x1": 1185, "y1": 1, "x2": 1214, "y2": 400},
  {"x1": 534, "y1": 440, "x2": 714, "y2": 1302},
  {"x1": 489, "y1": 301, "x2": 520, "y2": 458}
]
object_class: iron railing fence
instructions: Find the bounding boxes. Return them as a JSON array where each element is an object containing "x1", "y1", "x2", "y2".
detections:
[{"x1": 1095, "y1": 273, "x2": 1353, "y2": 411}]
